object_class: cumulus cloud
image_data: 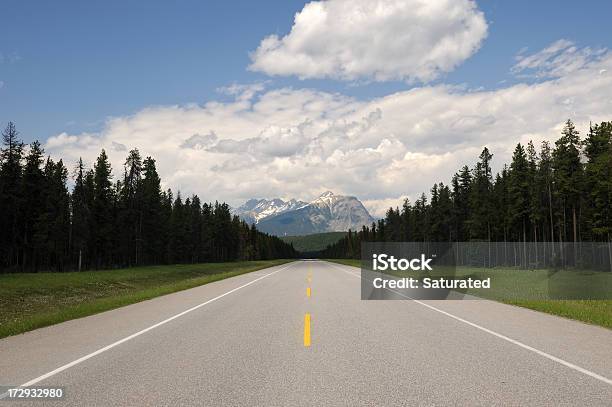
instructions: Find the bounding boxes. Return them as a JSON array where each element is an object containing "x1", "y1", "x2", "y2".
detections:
[
  {"x1": 45, "y1": 132, "x2": 99, "y2": 150},
  {"x1": 206, "y1": 121, "x2": 314, "y2": 158},
  {"x1": 248, "y1": 0, "x2": 487, "y2": 82},
  {"x1": 44, "y1": 40, "x2": 612, "y2": 215}
]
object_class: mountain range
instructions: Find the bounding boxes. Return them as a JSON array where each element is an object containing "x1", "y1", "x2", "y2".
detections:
[{"x1": 233, "y1": 191, "x2": 375, "y2": 236}]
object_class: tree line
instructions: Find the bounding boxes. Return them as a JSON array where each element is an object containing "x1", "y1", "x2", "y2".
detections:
[
  {"x1": 322, "y1": 119, "x2": 612, "y2": 259},
  {"x1": 0, "y1": 122, "x2": 297, "y2": 272}
]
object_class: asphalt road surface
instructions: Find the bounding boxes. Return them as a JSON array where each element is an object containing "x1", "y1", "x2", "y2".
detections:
[{"x1": 1, "y1": 260, "x2": 611, "y2": 406}]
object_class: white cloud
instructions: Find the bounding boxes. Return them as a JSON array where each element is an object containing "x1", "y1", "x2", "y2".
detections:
[
  {"x1": 363, "y1": 195, "x2": 410, "y2": 218},
  {"x1": 512, "y1": 39, "x2": 607, "y2": 79},
  {"x1": 45, "y1": 132, "x2": 99, "y2": 150},
  {"x1": 217, "y1": 82, "x2": 267, "y2": 102},
  {"x1": 181, "y1": 132, "x2": 218, "y2": 150},
  {"x1": 249, "y1": 0, "x2": 487, "y2": 82},
  {"x1": 44, "y1": 41, "x2": 612, "y2": 216},
  {"x1": 111, "y1": 141, "x2": 127, "y2": 152}
]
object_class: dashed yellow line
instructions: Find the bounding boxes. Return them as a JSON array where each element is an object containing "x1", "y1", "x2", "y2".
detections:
[
  {"x1": 304, "y1": 313, "x2": 311, "y2": 347},
  {"x1": 305, "y1": 271, "x2": 312, "y2": 346}
]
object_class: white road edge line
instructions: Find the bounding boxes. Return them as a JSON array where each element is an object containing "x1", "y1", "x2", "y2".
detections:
[
  {"x1": 326, "y1": 261, "x2": 612, "y2": 386},
  {"x1": 0, "y1": 262, "x2": 295, "y2": 399}
]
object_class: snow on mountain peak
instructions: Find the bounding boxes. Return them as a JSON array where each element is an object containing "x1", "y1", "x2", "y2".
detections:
[
  {"x1": 233, "y1": 197, "x2": 308, "y2": 223},
  {"x1": 235, "y1": 191, "x2": 375, "y2": 235},
  {"x1": 312, "y1": 191, "x2": 339, "y2": 206}
]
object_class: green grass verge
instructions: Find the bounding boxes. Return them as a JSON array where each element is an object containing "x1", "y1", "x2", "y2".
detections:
[
  {"x1": 324, "y1": 258, "x2": 612, "y2": 329},
  {"x1": 325, "y1": 259, "x2": 362, "y2": 268},
  {"x1": 0, "y1": 260, "x2": 293, "y2": 339}
]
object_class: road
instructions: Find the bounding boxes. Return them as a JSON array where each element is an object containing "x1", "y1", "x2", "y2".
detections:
[{"x1": 1, "y1": 260, "x2": 611, "y2": 406}]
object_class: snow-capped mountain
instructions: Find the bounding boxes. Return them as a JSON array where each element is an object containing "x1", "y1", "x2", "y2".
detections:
[
  {"x1": 233, "y1": 198, "x2": 308, "y2": 225},
  {"x1": 234, "y1": 191, "x2": 375, "y2": 236}
]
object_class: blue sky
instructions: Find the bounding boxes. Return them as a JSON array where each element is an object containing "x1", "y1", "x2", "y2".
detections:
[
  {"x1": 2, "y1": 0, "x2": 611, "y2": 142},
  {"x1": 1, "y1": 1, "x2": 611, "y2": 213}
]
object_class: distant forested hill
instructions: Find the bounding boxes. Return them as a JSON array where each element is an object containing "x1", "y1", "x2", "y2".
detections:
[{"x1": 281, "y1": 232, "x2": 347, "y2": 253}]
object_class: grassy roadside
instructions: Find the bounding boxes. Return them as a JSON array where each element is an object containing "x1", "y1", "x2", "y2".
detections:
[
  {"x1": 324, "y1": 259, "x2": 612, "y2": 329},
  {"x1": 326, "y1": 259, "x2": 363, "y2": 268},
  {"x1": 0, "y1": 260, "x2": 293, "y2": 339}
]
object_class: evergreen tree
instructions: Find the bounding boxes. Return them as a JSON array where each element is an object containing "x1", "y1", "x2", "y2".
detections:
[
  {"x1": 140, "y1": 157, "x2": 164, "y2": 264},
  {"x1": 526, "y1": 140, "x2": 544, "y2": 266},
  {"x1": 468, "y1": 148, "x2": 493, "y2": 240},
  {"x1": 92, "y1": 150, "x2": 115, "y2": 267},
  {"x1": 21, "y1": 141, "x2": 46, "y2": 269},
  {"x1": 583, "y1": 122, "x2": 612, "y2": 242},
  {"x1": 39, "y1": 159, "x2": 70, "y2": 270},
  {"x1": 491, "y1": 166, "x2": 510, "y2": 242},
  {"x1": 168, "y1": 193, "x2": 187, "y2": 263},
  {"x1": 508, "y1": 144, "x2": 530, "y2": 244},
  {"x1": 118, "y1": 149, "x2": 143, "y2": 265},
  {"x1": 436, "y1": 183, "x2": 453, "y2": 241},
  {"x1": 385, "y1": 206, "x2": 402, "y2": 241},
  {"x1": 452, "y1": 166, "x2": 472, "y2": 241},
  {"x1": 553, "y1": 119, "x2": 583, "y2": 243},
  {"x1": 71, "y1": 158, "x2": 91, "y2": 270},
  {"x1": 537, "y1": 141, "x2": 555, "y2": 244},
  {"x1": 400, "y1": 199, "x2": 412, "y2": 240},
  {"x1": 0, "y1": 122, "x2": 24, "y2": 268}
]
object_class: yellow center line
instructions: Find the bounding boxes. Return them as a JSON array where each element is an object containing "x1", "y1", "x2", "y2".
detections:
[
  {"x1": 304, "y1": 313, "x2": 311, "y2": 347},
  {"x1": 306, "y1": 287, "x2": 311, "y2": 297}
]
